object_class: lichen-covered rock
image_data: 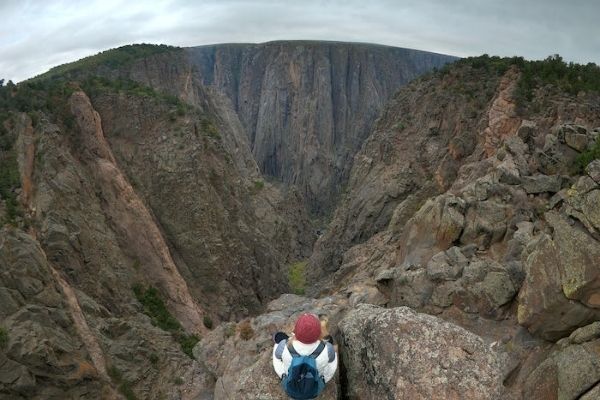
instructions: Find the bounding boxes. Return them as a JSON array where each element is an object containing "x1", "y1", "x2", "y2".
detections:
[
  {"x1": 426, "y1": 246, "x2": 467, "y2": 281},
  {"x1": 379, "y1": 244, "x2": 521, "y2": 319},
  {"x1": 585, "y1": 160, "x2": 600, "y2": 184},
  {"x1": 565, "y1": 132, "x2": 589, "y2": 152},
  {"x1": 460, "y1": 199, "x2": 509, "y2": 247},
  {"x1": 525, "y1": 322, "x2": 600, "y2": 400},
  {"x1": 581, "y1": 189, "x2": 600, "y2": 231},
  {"x1": 517, "y1": 220, "x2": 600, "y2": 340},
  {"x1": 520, "y1": 174, "x2": 563, "y2": 194},
  {"x1": 546, "y1": 212, "x2": 600, "y2": 306},
  {"x1": 398, "y1": 194, "x2": 466, "y2": 268},
  {"x1": 338, "y1": 304, "x2": 507, "y2": 400}
]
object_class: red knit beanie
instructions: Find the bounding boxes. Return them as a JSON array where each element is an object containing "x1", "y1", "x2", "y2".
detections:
[{"x1": 294, "y1": 313, "x2": 321, "y2": 344}]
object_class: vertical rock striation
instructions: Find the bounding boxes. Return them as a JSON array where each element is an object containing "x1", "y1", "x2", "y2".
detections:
[{"x1": 187, "y1": 41, "x2": 456, "y2": 214}]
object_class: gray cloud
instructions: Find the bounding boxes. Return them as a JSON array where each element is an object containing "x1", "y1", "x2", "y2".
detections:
[{"x1": 1, "y1": 0, "x2": 599, "y2": 82}]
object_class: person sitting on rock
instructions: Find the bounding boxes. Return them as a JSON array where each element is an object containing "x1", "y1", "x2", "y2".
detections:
[{"x1": 272, "y1": 313, "x2": 337, "y2": 399}]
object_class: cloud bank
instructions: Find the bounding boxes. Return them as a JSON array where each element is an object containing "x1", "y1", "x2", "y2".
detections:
[{"x1": 1, "y1": 0, "x2": 598, "y2": 82}]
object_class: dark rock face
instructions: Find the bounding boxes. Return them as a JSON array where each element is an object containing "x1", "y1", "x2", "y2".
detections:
[
  {"x1": 0, "y1": 229, "x2": 112, "y2": 399},
  {"x1": 187, "y1": 41, "x2": 456, "y2": 214}
]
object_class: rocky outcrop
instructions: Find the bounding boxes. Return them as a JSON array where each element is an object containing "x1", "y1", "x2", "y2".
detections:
[
  {"x1": 193, "y1": 294, "x2": 347, "y2": 399},
  {"x1": 482, "y1": 67, "x2": 521, "y2": 156},
  {"x1": 0, "y1": 228, "x2": 115, "y2": 399},
  {"x1": 306, "y1": 59, "x2": 600, "y2": 398},
  {"x1": 187, "y1": 41, "x2": 456, "y2": 213},
  {"x1": 1, "y1": 58, "x2": 319, "y2": 397},
  {"x1": 69, "y1": 90, "x2": 206, "y2": 332},
  {"x1": 0, "y1": 104, "x2": 214, "y2": 399},
  {"x1": 339, "y1": 304, "x2": 507, "y2": 399},
  {"x1": 309, "y1": 61, "x2": 506, "y2": 283},
  {"x1": 524, "y1": 322, "x2": 600, "y2": 399},
  {"x1": 89, "y1": 89, "x2": 312, "y2": 318}
]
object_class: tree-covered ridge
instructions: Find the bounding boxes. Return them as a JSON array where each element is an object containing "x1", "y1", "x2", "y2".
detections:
[
  {"x1": 31, "y1": 43, "x2": 180, "y2": 81},
  {"x1": 0, "y1": 74, "x2": 189, "y2": 127},
  {"x1": 447, "y1": 54, "x2": 600, "y2": 102}
]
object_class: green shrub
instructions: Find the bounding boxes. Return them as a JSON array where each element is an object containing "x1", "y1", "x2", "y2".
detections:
[
  {"x1": 119, "y1": 381, "x2": 137, "y2": 400},
  {"x1": 223, "y1": 323, "x2": 236, "y2": 338},
  {"x1": 203, "y1": 315, "x2": 213, "y2": 329},
  {"x1": 0, "y1": 149, "x2": 22, "y2": 225},
  {"x1": 132, "y1": 285, "x2": 182, "y2": 332},
  {"x1": 250, "y1": 180, "x2": 265, "y2": 194},
  {"x1": 0, "y1": 74, "x2": 79, "y2": 131},
  {"x1": 176, "y1": 333, "x2": 199, "y2": 358},
  {"x1": 199, "y1": 117, "x2": 220, "y2": 138},
  {"x1": 107, "y1": 365, "x2": 137, "y2": 400},
  {"x1": 149, "y1": 353, "x2": 159, "y2": 365},
  {"x1": 0, "y1": 327, "x2": 8, "y2": 348},
  {"x1": 575, "y1": 137, "x2": 600, "y2": 173},
  {"x1": 107, "y1": 365, "x2": 122, "y2": 381},
  {"x1": 457, "y1": 54, "x2": 600, "y2": 108},
  {"x1": 131, "y1": 259, "x2": 140, "y2": 270},
  {"x1": 132, "y1": 285, "x2": 200, "y2": 359},
  {"x1": 81, "y1": 76, "x2": 187, "y2": 109},
  {"x1": 288, "y1": 261, "x2": 307, "y2": 295}
]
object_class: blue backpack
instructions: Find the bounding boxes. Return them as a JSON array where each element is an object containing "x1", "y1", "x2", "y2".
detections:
[{"x1": 281, "y1": 341, "x2": 326, "y2": 400}]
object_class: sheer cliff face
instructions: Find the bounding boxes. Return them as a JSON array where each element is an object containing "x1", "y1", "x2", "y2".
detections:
[{"x1": 186, "y1": 42, "x2": 456, "y2": 213}]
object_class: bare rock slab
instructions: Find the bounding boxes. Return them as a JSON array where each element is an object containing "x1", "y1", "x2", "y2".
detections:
[{"x1": 338, "y1": 304, "x2": 506, "y2": 400}]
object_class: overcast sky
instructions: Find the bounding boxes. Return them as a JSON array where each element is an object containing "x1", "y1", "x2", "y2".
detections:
[{"x1": 1, "y1": 0, "x2": 599, "y2": 82}]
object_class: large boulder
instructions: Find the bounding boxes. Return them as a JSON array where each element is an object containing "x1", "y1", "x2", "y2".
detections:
[
  {"x1": 520, "y1": 174, "x2": 563, "y2": 194},
  {"x1": 585, "y1": 160, "x2": 600, "y2": 184},
  {"x1": 517, "y1": 212, "x2": 600, "y2": 341},
  {"x1": 338, "y1": 304, "x2": 507, "y2": 400},
  {"x1": 546, "y1": 212, "x2": 600, "y2": 306},
  {"x1": 397, "y1": 194, "x2": 466, "y2": 268},
  {"x1": 524, "y1": 322, "x2": 600, "y2": 400},
  {"x1": 460, "y1": 199, "x2": 509, "y2": 247},
  {"x1": 377, "y1": 246, "x2": 521, "y2": 319}
]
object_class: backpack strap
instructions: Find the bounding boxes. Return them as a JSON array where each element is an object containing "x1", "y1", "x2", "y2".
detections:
[
  {"x1": 309, "y1": 341, "x2": 326, "y2": 359},
  {"x1": 287, "y1": 341, "x2": 300, "y2": 357},
  {"x1": 287, "y1": 341, "x2": 326, "y2": 359}
]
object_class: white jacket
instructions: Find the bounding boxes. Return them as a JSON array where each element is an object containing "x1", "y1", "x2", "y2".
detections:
[{"x1": 272, "y1": 339, "x2": 337, "y2": 383}]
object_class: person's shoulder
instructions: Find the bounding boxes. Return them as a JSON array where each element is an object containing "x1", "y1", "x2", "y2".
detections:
[
  {"x1": 274, "y1": 339, "x2": 288, "y2": 360},
  {"x1": 323, "y1": 341, "x2": 336, "y2": 362}
]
